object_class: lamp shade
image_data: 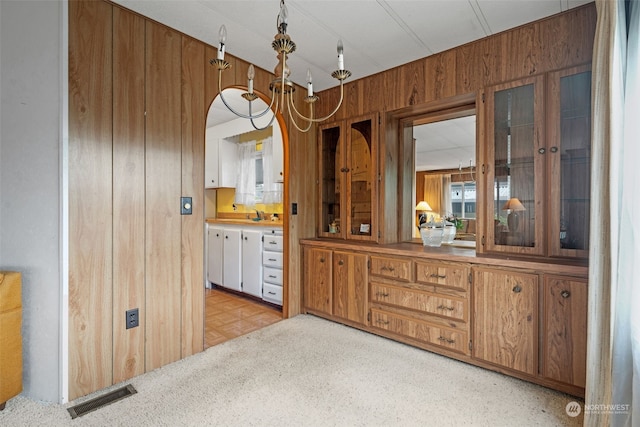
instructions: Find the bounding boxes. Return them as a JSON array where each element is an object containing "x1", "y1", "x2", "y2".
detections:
[
  {"x1": 501, "y1": 197, "x2": 526, "y2": 211},
  {"x1": 415, "y1": 201, "x2": 432, "y2": 211}
]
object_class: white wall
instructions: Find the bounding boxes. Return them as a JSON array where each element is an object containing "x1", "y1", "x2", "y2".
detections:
[{"x1": 0, "y1": 1, "x2": 63, "y2": 402}]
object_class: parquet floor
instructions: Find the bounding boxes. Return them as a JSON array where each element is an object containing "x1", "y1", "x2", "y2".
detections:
[{"x1": 204, "y1": 287, "x2": 283, "y2": 349}]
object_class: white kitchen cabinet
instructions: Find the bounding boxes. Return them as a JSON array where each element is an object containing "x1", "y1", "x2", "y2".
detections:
[
  {"x1": 207, "y1": 225, "x2": 224, "y2": 287},
  {"x1": 205, "y1": 136, "x2": 237, "y2": 189},
  {"x1": 272, "y1": 132, "x2": 284, "y2": 183},
  {"x1": 242, "y1": 229, "x2": 263, "y2": 298},
  {"x1": 262, "y1": 228, "x2": 284, "y2": 306},
  {"x1": 222, "y1": 229, "x2": 242, "y2": 291}
]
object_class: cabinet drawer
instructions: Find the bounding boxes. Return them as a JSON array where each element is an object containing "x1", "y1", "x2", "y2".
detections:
[
  {"x1": 262, "y1": 251, "x2": 283, "y2": 268},
  {"x1": 263, "y1": 283, "x2": 283, "y2": 306},
  {"x1": 263, "y1": 266, "x2": 283, "y2": 285},
  {"x1": 263, "y1": 235, "x2": 283, "y2": 252},
  {"x1": 370, "y1": 256, "x2": 412, "y2": 281},
  {"x1": 415, "y1": 261, "x2": 470, "y2": 292},
  {"x1": 370, "y1": 282, "x2": 467, "y2": 322},
  {"x1": 370, "y1": 308, "x2": 468, "y2": 355}
]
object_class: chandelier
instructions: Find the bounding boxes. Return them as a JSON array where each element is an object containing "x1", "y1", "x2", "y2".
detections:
[{"x1": 209, "y1": 0, "x2": 351, "y2": 133}]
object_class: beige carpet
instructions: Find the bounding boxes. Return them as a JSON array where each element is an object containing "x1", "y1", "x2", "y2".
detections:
[{"x1": 0, "y1": 315, "x2": 584, "y2": 426}]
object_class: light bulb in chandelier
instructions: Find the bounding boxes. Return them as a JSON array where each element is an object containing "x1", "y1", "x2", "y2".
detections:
[{"x1": 209, "y1": 0, "x2": 351, "y2": 133}]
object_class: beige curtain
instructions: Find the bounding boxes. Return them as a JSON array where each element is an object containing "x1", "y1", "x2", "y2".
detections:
[
  {"x1": 586, "y1": 1, "x2": 639, "y2": 425},
  {"x1": 423, "y1": 174, "x2": 443, "y2": 217}
]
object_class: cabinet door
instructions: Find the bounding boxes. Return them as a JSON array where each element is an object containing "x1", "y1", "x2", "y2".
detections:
[
  {"x1": 484, "y1": 76, "x2": 545, "y2": 256},
  {"x1": 345, "y1": 115, "x2": 377, "y2": 241},
  {"x1": 547, "y1": 65, "x2": 592, "y2": 258},
  {"x1": 241, "y1": 229, "x2": 263, "y2": 297},
  {"x1": 473, "y1": 268, "x2": 538, "y2": 375},
  {"x1": 542, "y1": 275, "x2": 587, "y2": 388},
  {"x1": 207, "y1": 226, "x2": 224, "y2": 286},
  {"x1": 222, "y1": 229, "x2": 242, "y2": 291},
  {"x1": 318, "y1": 123, "x2": 344, "y2": 238},
  {"x1": 204, "y1": 136, "x2": 219, "y2": 188},
  {"x1": 333, "y1": 251, "x2": 368, "y2": 325},
  {"x1": 304, "y1": 247, "x2": 333, "y2": 315}
]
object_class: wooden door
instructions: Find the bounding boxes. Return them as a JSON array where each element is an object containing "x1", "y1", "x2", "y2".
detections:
[
  {"x1": 144, "y1": 20, "x2": 183, "y2": 371},
  {"x1": 333, "y1": 251, "x2": 368, "y2": 325},
  {"x1": 542, "y1": 275, "x2": 587, "y2": 387},
  {"x1": 304, "y1": 248, "x2": 333, "y2": 315},
  {"x1": 484, "y1": 76, "x2": 545, "y2": 256},
  {"x1": 473, "y1": 268, "x2": 538, "y2": 375}
]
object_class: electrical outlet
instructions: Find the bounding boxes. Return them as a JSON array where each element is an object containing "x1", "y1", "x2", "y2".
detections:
[{"x1": 126, "y1": 308, "x2": 139, "y2": 329}]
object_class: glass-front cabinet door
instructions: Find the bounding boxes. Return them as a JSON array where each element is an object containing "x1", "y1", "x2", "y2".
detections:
[
  {"x1": 547, "y1": 65, "x2": 591, "y2": 258},
  {"x1": 318, "y1": 114, "x2": 378, "y2": 241},
  {"x1": 484, "y1": 75, "x2": 545, "y2": 256}
]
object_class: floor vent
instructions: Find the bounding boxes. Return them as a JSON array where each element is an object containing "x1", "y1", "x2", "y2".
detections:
[{"x1": 67, "y1": 384, "x2": 137, "y2": 419}]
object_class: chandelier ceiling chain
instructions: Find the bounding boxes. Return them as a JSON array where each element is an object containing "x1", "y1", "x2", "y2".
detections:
[{"x1": 209, "y1": 0, "x2": 351, "y2": 133}]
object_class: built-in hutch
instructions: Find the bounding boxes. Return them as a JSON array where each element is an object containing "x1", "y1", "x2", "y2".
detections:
[{"x1": 303, "y1": 4, "x2": 595, "y2": 398}]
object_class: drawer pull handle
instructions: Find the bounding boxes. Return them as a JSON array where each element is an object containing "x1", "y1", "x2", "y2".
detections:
[
  {"x1": 438, "y1": 336, "x2": 456, "y2": 344},
  {"x1": 513, "y1": 284, "x2": 522, "y2": 293},
  {"x1": 437, "y1": 304, "x2": 455, "y2": 311},
  {"x1": 561, "y1": 290, "x2": 571, "y2": 298},
  {"x1": 380, "y1": 265, "x2": 395, "y2": 271},
  {"x1": 375, "y1": 318, "x2": 389, "y2": 325},
  {"x1": 268, "y1": 275, "x2": 277, "y2": 279},
  {"x1": 430, "y1": 274, "x2": 447, "y2": 279},
  {"x1": 268, "y1": 258, "x2": 277, "y2": 262},
  {"x1": 267, "y1": 291, "x2": 276, "y2": 295},
  {"x1": 375, "y1": 291, "x2": 389, "y2": 298},
  {"x1": 269, "y1": 241, "x2": 277, "y2": 245}
]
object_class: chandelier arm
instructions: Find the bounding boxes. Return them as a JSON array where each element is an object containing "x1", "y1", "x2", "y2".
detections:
[
  {"x1": 286, "y1": 93, "x2": 314, "y2": 133},
  {"x1": 249, "y1": 96, "x2": 278, "y2": 131},
  {"x1": 217, "y1": 69, "x2": 276, "y2": 120},
  {"x1": 289, "y1": 79, "x2": 345, "y2": 123}
]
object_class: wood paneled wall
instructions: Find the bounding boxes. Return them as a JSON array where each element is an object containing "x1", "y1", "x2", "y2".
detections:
[
  {"x1": 314, "y1": 3, "x2": 596, "y2": 245},
  {"x1": 68, "y1": 0, "x2": 114, "y2": 398},
  {"x1": 69, "y1": 0, "x2": 313, "y2": 399}
]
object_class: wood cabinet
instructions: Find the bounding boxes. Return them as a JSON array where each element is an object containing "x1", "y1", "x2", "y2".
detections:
[
  {"x1": 303, "y1": 247, "x2": 368, "y2": 326},
  {"x1": 473, "y1": 267, "x2": 538, "y2": 376},
  {"x1": 547, "y1": 65, "x2": 592, "y2": 258},
  {"x1": 333, "y1": 251, "x2": 368, "y2": 325},
  {"x1": 318, "y1": 114, "x2": 378, "y2": 241},
  {"x1": 303, "y1": 247, "x2": 333, "y2": 316},
  {"x1": 482, "y1": 65, "x2": 591, "y2": 260},
  {"x1": 542, "y1": 275, "x2": 587, "y2": 388},
  {"x1": 370, "y1": 256, "x2": 471, "y2": 356}
]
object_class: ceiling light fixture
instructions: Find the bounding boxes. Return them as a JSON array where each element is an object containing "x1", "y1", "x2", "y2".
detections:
[{"x1": 210, "y1": 0, "x2": 351, "y2": 133}]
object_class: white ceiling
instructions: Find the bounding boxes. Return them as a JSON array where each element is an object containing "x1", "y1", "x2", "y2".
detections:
[
  {"x1": 112, "y1": 0, "x2": 592, "y2": 92},
  {"x1": 112, "y1": 0, "x2": 592, "y2": 170}
]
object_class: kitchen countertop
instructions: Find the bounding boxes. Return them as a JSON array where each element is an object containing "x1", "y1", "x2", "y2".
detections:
[{"x1": 206, "y1": 218, "x2": 283, "y2": 227}]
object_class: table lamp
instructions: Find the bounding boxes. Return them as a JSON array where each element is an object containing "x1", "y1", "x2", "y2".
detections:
[
  {"x1": 415, "y1": 201, "x2": 433, "y2": 229},
  {"x1": 502, "y1": 197, "x2": 526, "y2": 232}
]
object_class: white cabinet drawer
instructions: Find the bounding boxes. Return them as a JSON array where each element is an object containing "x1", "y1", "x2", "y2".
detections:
[
  {"x1": 263, "y1": 283, "x2": 283, "y2": 306},
  {"x1": 263, "y1": 266, "x2": 283, "y2": 285},
  {"x1": 263, "y1": 235, "x2": 284, "y2": 252},
  {"x1": 263, "y1": 251, "x2": 283, "y2": 268}
]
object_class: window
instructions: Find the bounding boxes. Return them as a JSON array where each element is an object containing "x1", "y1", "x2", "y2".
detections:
[
  {"x1": 255, "y1": 151, "x2": 264, "y2": 203},
  {"x1": 451, "y1": 182, "x2": 476, "y2": 219}
]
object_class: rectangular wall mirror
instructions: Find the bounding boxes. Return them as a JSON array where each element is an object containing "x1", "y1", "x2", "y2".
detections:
[{"x1": 411, "y1": 112, "x2": 477, "y2": 247}]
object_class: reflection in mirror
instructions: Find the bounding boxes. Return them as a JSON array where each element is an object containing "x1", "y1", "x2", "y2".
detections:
[
  {"x1": 413, "y1": 114, "x2": 476, "y2": 247},
  {"x1": 205, "y1": 88, "x2": 284, "y2": 219}
]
